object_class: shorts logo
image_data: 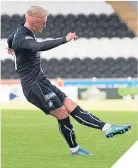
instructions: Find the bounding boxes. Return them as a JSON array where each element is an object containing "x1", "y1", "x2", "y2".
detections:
[
  {"x1": 48, "y1": 101, "x2": 53, "y2": 107},
  {"x1": 44, "y1": 92, "x2": 56, "y2": 100}
]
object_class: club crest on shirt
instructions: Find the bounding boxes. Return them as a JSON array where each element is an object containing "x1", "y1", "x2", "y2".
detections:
[{"x1": 25, "y1": 36, "x2": 34, "y2": 40}]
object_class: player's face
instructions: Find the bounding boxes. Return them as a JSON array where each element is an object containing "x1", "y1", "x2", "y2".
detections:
[{"x1": 33, "y1": 17, "x2": 47, "y2": 32}]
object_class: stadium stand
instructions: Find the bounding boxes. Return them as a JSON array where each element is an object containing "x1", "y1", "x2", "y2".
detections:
[
  {"x1": 1, "y1": 57, "x2": 137, "y2": 79},
  {"x1": 1, "y1": 13, "x2": 135, "y2": 38},
  {"x1": 1, "y1": 1, "x2": 137, "y2": 79}
]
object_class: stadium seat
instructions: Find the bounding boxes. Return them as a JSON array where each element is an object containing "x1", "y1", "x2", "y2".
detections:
[
  {"x1": 1, "y1": 57, "x2": 137, "y2": 79},
  {"x1": 1, "y1": 13, "x2": 135, "y2": 38}
]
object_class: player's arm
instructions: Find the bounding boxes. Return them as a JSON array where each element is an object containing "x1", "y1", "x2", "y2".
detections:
[
  {"x1": 7, "y1": 31, "x2": 16, "y2": 49},
  {"x1": 18, "y1": 32, "x2": 78, "y2": 51},
  {"x1": 18, "y1": 37, "x2": 67, "y2": 51},
  {"x1": 7, "y1": 31, "x2": 16, "y2": 54}
]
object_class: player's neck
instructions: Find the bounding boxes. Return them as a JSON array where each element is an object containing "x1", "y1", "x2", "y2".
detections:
[{"x1": 24, "y1": 22, "x2": 34, "y2": 33}]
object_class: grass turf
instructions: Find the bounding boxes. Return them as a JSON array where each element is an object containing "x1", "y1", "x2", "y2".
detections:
[{"x1": 1, "y1": 110, "x2": 138, "y2": 168}]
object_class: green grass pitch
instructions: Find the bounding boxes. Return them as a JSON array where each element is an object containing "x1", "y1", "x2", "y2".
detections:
[{"x1": 1, "y1": 110, "x2": 138, "y2": 168}]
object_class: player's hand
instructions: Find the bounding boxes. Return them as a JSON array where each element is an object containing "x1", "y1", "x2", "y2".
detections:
[
  {"x1": 7, "y1": 48, "x2": 14, "y2": 55},
  {"x1": 66, "y1": 32, "x2": 78, "y2": 42}
]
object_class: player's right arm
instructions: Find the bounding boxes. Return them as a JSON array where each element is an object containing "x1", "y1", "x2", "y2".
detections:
[
  {"x1": 7, "y1": 31, "x2": 16, "y2": 55},
  {"x1": 17, "y1": 32, "x2": 77, "y2": 51},
  {"x1": 7, "y1": 31, "x2": 15, "y2": 49}
]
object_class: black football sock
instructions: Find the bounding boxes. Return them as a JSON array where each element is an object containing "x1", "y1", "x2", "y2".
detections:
[
  {"x1": 70, "y1": 106, "x2": 106, "y2": 130},
  {"x1": 58, "y1": 116, "x2": 78, "y2": 148}
]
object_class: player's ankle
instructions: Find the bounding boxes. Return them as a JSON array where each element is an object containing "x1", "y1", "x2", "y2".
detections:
[
  {"x1": 70, "y1": 145, "x2": 80, "y2": 153},
  {"x1": 102, "y1": 123, "x2": 112, "y2": 131}
]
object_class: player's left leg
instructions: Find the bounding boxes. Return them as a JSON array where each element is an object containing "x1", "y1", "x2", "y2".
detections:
[
  {"x1": 47, "y1": 79, "x2": 131, "y2": 138},
  {"x1": 64, "y1": 97, "x2": 131, "y2": 138},
  {"x1": 50, "y1": 106, "x2": 93, "y2": 155}
]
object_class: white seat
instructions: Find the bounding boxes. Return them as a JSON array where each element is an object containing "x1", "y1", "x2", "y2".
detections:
[
  {"x1": 2, "y1": 1, "x2": 114, "y2": 15},
  {"x1": 1, "y1": 37, "x2": 138, "y2": 60}
]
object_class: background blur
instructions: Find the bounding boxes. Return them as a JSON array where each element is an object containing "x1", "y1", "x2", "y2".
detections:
[{"x1": 1, "y1": 1, "x2": 138, "y2": 110}]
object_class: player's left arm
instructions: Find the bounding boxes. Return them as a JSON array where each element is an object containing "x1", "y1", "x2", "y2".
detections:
[{"x1": 17, "y1": 32, "x2": 78, "y2": 51}]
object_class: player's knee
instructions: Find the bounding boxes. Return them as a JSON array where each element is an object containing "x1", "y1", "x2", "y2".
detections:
[
  {"x1": 50, "y1": 106, "x2": 69, "y2": 120},
  {"x1": 59, "y1": 106, "x2": 69, "y2": 119},
  {"x1": 64, "y1": 97, "x2": 77, "y2": 113}
]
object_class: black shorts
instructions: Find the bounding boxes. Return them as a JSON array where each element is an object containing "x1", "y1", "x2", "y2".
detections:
[{"x1": 21, "y1": 78, "x2": 67, "y2": 114}]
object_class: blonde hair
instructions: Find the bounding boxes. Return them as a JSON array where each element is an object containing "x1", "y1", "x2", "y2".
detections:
[{"x1": 27, "y1": 5, "x2": 48, "y2": 18}]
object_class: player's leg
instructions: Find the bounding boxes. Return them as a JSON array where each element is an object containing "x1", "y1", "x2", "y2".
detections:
[
  {"x1": 64, "y1": 97, "x2": 106, "y2": 130},
  {"x1": 49, "y1": 106, "x2": 92, "y2": 155},
  {"x1": 47, "y1": 80, "x2": 107, "y2": 130},
  {"x1": 64, "y1": 97, "x2": 131, "y2": 138},
  {"x1": 22, "y1": 80, "x2": 92, "y2": 155},
  {"x1": 43, "y1": 79, "x2": 131, "y2": 138},
  {"x1": 50, "y1": 106, "x2": 78, "y2": 150}
]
